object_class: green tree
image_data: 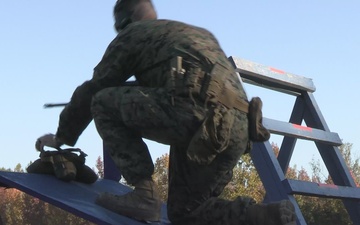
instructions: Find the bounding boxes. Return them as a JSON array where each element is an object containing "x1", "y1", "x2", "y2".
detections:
[
  {"x1": 0, "y1": 167, "x2": 11, "y2": 172},
  {"x1": 335, "y1": 142, "x2": 359, "y2": 186},
  {"x1": 45, "y1": 204, "x2": 93, "y2": 225},
  {"x1": 2, "y1": 188, "x2": 24, "y2": 225},
  {"x1": 151, "y1": 142, "x2": 359, "y2": 225},
  {"x1": 220, "y1": 153, "x2": 265, "y2": 203},
  {"x1": 280, "y1": 142, "x2": 358, "y2": 225},
  {"x1": 13, "y1": 163, "x2": 24, "y2": 173},
  {"x1": 153, "y1": 153, "x2": 169, "y2": 202},
  {"x1": 22, "y1": 193, "x2": 47, "y2": 225},
  {"x1": 0, "y1": 163, "x2": 95, "y2": 225},
  {"x1": 95, "y1": 156, "x2": 104, "y2": 179}
]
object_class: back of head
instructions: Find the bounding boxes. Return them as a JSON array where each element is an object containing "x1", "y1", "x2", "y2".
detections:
[{"x1": 114, "y1": 0, "x2": 157, "y2": 32}]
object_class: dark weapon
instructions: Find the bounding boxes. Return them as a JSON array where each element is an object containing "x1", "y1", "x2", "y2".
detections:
[
  {"x1": 44, "y1": 103, "x2": 68, "y2": 108},
  {"x1": 43, "y1": 80, "x2": 138, "y2": 108}
]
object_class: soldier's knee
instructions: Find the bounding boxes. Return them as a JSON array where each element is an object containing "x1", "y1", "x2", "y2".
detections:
[
  {"x1": 91, "y1": 87, "x2": 129, "y2": 113},
  {"x1": 91, "y1": 89, "x2": 115, "y2": 120}
]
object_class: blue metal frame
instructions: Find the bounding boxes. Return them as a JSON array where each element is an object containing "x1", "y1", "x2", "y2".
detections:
[
  {"x1": 229, "y1": 56, "x2": 360, "y2": 225},
  {"x1": 0, "y1": 171, "x2": 170, "y2": 225},
  {"x1": 103, "y1": 143, "x2": 121, "y2": 181}
]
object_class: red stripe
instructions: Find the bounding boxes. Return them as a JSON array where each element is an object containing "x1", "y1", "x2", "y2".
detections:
[
  {"x1": 318, "y1": 183, "x2": 339, "y2": 189},
  {"x1": 293, "y1": 124, "x2": 312, "y2": 132},
  {"x1": 270, "y1": 67, "x2": 285, "y2": 74}
]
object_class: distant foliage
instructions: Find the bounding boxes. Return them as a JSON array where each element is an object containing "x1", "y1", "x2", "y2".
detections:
[
  {"x1": 153, "y1": 153, "x2": 169, "y2": 202},
  {"x1": 220, "y1": 152, "x2": 265, "y2": 203},
  {"x1": 95, "y1": 156, "x2": 104, "y2": 179},
  {"x1": 151, "y1": 142, "x2": 359, "y2": 225},
  {"x1": 0, "y1": 164, "x2": 95, "y2": 225},
  {"x1": 289, "y1": 142, "x2": 357, "y2": 225}
]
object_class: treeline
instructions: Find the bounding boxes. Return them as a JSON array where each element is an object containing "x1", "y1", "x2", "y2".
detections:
[
  {"x1": 1, "y1": 143, "x2": 359, "y2": 224},
  {"x1": 0, "y1": 163, "x2": 96, "y2": 225},
  {"x1": 0, "y1": 188, "x2": 94, "y2": 225},
  {"x1": 153, "y1": 142, "x2": 360, "y2": 225}
]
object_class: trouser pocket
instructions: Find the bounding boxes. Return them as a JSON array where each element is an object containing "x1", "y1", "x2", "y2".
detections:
[{"x1": 186, "y1": 106, "x2": 235, "y2": 165}]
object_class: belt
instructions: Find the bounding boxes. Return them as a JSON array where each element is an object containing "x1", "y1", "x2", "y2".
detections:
[{"x1": 170, "y1": 56, "x2": 249, "y2": 113}]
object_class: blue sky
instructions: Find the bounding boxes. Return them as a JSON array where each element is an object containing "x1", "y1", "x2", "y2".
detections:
[{"x1": 1, "y1": 1, "x2": 359, "y2": 177}]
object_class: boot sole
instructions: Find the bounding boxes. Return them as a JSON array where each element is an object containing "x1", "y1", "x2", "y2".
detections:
[{"x1": 96, "y1": 197, "x2": 160, "y2": 222}]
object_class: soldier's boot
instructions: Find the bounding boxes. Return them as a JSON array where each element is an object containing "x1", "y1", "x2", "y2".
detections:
[
  {"x1": 95, "y1": 178, "x2": 162, "y2": 222},
  {"x1": 246, "y1": 200, "x2": 296, "y2": 225}
]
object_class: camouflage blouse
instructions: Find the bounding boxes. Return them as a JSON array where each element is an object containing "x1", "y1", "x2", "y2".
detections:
[{"x1": 56, "y1": 19, "x2": 245, "y2": 146}]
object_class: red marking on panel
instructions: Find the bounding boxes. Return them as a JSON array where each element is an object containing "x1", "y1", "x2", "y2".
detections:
[
  {"x1": 318, "y1": 183, "x2": 339, "y2": 189},
  {"x1": 270, "y1": 67, "x2": 285, "y2": 74},
  {"x1": 293, "y1": 124, "x2": 312, "y2": 132}
]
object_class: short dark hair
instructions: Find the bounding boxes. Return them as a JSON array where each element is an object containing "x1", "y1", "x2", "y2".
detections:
[{"x1": 114, "y1": 0, "x2": 153, "y2": 15}]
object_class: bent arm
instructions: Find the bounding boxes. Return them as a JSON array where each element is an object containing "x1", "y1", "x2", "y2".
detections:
[
  {"x1": 54, "y1": 26, "x2": 147, "y2": 146},
  {"x1": 55, "y1": 80, "x2": 101, "y2": 146}
]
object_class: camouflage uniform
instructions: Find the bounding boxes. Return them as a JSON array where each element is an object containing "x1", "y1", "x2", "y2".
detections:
[{"x1": 56, "y1": 20, "x2": 254, "y2": 224}]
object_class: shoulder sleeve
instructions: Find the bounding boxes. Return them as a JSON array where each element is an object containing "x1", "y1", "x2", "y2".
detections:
[{"x1": 56, "y1": 33, "x2": 138, "y2": 146}]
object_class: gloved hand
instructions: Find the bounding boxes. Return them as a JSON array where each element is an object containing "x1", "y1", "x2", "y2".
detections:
[{"x1": 35, "y1": 133, "x2": 63, "y2": 151}]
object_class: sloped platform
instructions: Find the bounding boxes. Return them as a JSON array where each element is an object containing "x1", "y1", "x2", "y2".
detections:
[{"x1": 0, "y1": 171, "x2": 171, "y2": 225}]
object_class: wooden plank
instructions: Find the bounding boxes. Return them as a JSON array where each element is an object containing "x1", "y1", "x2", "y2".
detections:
[
  {"x1": 229, "y1": 56, "x2": 316, "y2": 94},
  {"x1": 283, "y1": 179, "x2": 360, "y2": 200},
  {"x1": 263, "y1": 117, "x2": 342, "y2": 146}
]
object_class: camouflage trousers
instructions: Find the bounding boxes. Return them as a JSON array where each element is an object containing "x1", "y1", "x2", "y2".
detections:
[
  {"x1": 167, "y1": 108, "x2": 254, "y2": 225},
  {"x1": 91, "y1": 86, "x2": 254, "y2": 225}
]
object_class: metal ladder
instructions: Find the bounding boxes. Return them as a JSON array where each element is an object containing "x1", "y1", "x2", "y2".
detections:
[{"x1": 228, "y1": 56, "x2": 360, "y2": 225}]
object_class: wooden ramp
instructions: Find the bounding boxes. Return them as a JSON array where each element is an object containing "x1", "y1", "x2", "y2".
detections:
[{"x1": 0, "y1": 171, "x2": 171, "y2": 225}]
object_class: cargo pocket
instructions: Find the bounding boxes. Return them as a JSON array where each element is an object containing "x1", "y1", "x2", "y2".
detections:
[{"x1": 187, "y1": 106, "x2": 235, "y2": 165}]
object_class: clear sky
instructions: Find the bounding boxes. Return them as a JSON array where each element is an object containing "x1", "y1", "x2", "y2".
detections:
[{"x1": 1, "y1": 1, "x2": 359, "y2": 177}]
